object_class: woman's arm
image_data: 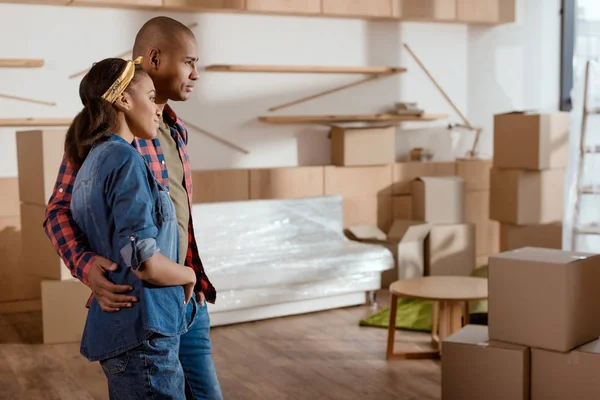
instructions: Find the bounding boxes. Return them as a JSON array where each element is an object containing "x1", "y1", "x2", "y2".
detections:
[{"x1": 135, "y1": 253, "x2": 196, "y2": 302}]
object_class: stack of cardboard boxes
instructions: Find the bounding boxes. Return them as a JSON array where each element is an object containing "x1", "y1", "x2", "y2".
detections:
[
  {"x1": 442, "y1": 246, "x2": 600, "y2": 399},
  {"x1": 490, "y1": 111, "x2": 569, "y2": 251},
  {"x1": 16, "y1": 129, "x2": 91, "y2": 344}
]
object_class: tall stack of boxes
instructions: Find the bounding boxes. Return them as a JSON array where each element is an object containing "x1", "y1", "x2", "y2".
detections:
[
  {"x1": 442, "y1": 247, "x2": 600, "y2": 399},
  {"x1": 457, "y1": 157, "x2": 500, "y2": 267},
  {"x1": 490, "y1": 111, "x2": 569, "y2": 251},
  {"x1": 16, "y1": 129, "x2": 91, "y2": 344}
]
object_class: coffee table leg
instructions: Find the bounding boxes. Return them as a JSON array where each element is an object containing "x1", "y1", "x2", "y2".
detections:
[
  {"x1": 464, "y1": 301, "x2": 470, "y2": 325},
  {"x1": 386, "y1": 295, "x2": 439, "y2": 360}
]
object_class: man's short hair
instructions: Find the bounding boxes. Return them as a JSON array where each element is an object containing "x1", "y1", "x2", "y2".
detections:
[{"x1": 132, "y1": 17, "x2": 194, "y2": 58}]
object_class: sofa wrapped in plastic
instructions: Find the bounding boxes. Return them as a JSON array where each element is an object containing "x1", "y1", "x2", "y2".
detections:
[{"x1": 192, "y1": 195, "x2": 394, "y2": 326}]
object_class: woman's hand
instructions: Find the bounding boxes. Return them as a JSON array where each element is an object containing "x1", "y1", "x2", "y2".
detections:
[{"x1": 183, "y1": 268, "x2": 197, "y2": 305}]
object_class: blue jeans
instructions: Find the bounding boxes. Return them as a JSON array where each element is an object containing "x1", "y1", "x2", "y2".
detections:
[
  {"x1": 100, "y1": 333, "x2": 186, "y2": 400},
  {"x1": 180, "y1": 299, "x2": 223, "y2": 400}
]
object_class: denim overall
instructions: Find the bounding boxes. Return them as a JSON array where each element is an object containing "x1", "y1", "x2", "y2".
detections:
[{"x1": 71, "y1": 135, "x2": 198, "y2": 399}]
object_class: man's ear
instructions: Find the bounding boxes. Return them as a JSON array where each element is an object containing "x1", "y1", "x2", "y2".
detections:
[
  {"x1": 149, "y1": 48, "x2": 160, "y2": 71},
  {"x1": 113, "y1": 93, "x2": 131, "y2": 112}
]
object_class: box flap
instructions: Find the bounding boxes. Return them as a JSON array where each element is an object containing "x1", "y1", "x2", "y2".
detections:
[
  {"x1": 491, "y1": 247, "x2": 598, "y2": 265},
  {"x1": 388, "y1": 219, "x2": 430, "y2": 242},
  {"x1": 346, "y1": 225, "x2": 387, "y2": 241}
]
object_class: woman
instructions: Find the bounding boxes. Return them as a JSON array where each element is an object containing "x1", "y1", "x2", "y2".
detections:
[{"x1": 65, "y1": 57, "x2": 197, "y2": 400}]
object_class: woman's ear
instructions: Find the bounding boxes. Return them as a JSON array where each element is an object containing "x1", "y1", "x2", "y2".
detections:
[{"x1": 113, "y1": 93, "x2": 131, "y2": 112}]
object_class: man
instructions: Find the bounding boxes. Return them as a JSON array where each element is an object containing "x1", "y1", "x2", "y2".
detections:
[{"x1": 43, "y1": 16, "x2": 223, "y2": 400}]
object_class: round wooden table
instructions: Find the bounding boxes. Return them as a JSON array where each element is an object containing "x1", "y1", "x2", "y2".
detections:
[{"x1": 386, "y1": 276, "x2": 488, "y2": 360}]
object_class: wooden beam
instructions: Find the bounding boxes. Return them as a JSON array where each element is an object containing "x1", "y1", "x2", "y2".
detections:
[
  {"x1": 0, "y1": 118, "x2": 72, "y2": 127},
  {"x1": 258, "y1": 113, "x2": 449, "y2": 124},
  {"x1": 0, "y1": 59, "x2": 45, "y2": 68},
  {"x1": 204, "y1": 64, "x2": 407, "y2": 74},
  {"x1": 0, "y1": 93, "x2": 56, "y2": 106}
]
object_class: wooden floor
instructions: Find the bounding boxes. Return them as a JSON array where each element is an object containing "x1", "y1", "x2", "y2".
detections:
[{"x1": 0, "y1": 291, "x2": 441, "y2": 400}]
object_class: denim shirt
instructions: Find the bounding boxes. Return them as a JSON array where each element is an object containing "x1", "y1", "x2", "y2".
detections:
[{"x1": 71, "y1": 135, "x2": 188, "y2": 362}]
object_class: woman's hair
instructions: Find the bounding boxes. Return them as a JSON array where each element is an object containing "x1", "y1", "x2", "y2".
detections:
[{"x1": 64, "y1": 58, "x2": 147, "y2": 169}]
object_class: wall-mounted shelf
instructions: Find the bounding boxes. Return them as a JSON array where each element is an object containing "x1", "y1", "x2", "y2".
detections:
[
  {"x1": 0, "y1": 118, "x2": 71, "y2": 127},
  {"x1": 0, "y1": 59, "x2": 45, "y2": 68},
  {"x1": 204, "y1": 65, "x2": 407, "y2": 75},
  {"x1": 258, "y1": 113, "x2": 449, "y2": 124}
]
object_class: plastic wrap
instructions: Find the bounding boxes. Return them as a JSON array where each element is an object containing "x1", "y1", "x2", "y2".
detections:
[
  {"x1": 564, "y1": 61, "x2": 600, "y2": 252},
  {"x1": 192, "y1": 195, "x2": 394, "y2": 291},
  {"x1": 207, "y1": 272, "x2": 380, "y2": 313}
]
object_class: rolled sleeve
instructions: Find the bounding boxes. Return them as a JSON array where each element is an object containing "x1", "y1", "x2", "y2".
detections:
[{"x1": 120, "y1": 235, "x2": 160, "y2": 271}]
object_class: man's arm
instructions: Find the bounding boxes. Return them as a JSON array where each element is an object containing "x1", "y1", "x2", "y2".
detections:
[{"x1": 43, "y1": 153, "x2": 138, "y2": 311}]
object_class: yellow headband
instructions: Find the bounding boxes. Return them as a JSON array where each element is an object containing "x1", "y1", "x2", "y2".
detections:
[{"x1": 101, "y1": 56, "x2": 143, "y2": 104}]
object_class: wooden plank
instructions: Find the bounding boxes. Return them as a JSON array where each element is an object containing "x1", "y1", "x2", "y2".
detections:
[
  {"x1": 258, "y1": 113, "x2": 448, "y2": 124},
  {"x1": 0, "y1": 118, "x2": 71, "y2": 127},
  {"x1": 0, "y1": 59, "x2": 45, "y2": 68},
  {"x1": 204, "y1": 64, "x2": 407, "y2": 74}
]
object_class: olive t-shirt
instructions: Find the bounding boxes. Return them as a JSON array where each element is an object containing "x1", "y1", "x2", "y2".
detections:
[{"x1": 158, "y1": 119, "x2": 190, "y2": 265}]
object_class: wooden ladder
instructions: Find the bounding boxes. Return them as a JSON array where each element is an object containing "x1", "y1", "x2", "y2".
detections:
[{"x1": 571, "y1": 60, "x2": 600, "y2": 250}]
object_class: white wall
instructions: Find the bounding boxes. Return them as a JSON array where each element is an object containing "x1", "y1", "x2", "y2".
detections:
[
  {"x1": 468, "y1": 0, "x2": 563, "y2": 156},
  {"x1": 0, "y1": 0, "x2": 562, "y2": 177},
  {"x1": 0, "y1": 3, "x2": 470, "y2": 176}
]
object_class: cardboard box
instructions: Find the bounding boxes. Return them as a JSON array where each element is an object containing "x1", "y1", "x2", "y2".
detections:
[
  {"x1": 20, "y1": 203, "x2": 72, "y2": 281},
  {"x1": 42, "y1": 280, "x2": 91, "y2": 344},
  {"x1": 442, "y1": 325, "x2": 530, "y2": 400},
  {"x1": 192, "y1": 169, "x2": 249, "y2": 203},
  {"x1": 531, "y1": 339, "x2": 600, "y2": 400},
  {"x1": 494, "y1": 111, "x2": 570, "y2": 170},
  {"x1": 427, "y1": 223, "x2": 476, "y2": 276},
  {"x1": 489, "y1": 247, "x2": 600, "y2": 352},
  {"x1": 392, "y1": 195, "x2": 412, "y2": 220},
  {"x1": 500, "y1": 223, "x2": 562, "y2": 252},
  {"x1": 325, "y1": 165, "x2": 392, "y2": 197},
  {"x1": 330, "y1": 125, "x2": 396, "y2": 166},
  {"x1": 412, "y1": 176, "x2": 465, "y2": 224},
  {"x1": 345, "y1": 220, "x2": 431, "y2": 287},
  {"x1": 250, "y1": 166, "x2": 324, "y2": 200},
  {"x1": 0, "y1": 216, "x2": 42, "y2": 302},
  {"x1": 392, "y1": 161, "x2": 456, "y2": 195},
  {"x1": 16, "y1": 129, "x2": 67, "y2": 206},
  {"x1": 342, "y1": 195, "x2": 392, "y2": 232},
  {"x1": 456, "y1": 158, "x2": 492, "y2": 191},
  {"x1": 0, "y1": 177, "x2": 20, "y2": 218},
  {"x1": 465, "y1": 191, "x2": 500, "y2": 256},
  {"x1": 490, "y1": 167, "x2": 564, "y2": 225}
]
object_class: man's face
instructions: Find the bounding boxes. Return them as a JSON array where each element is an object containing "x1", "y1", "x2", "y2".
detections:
[{"x1": 152, "y1": 32, "x2": 199, "y2": 103}]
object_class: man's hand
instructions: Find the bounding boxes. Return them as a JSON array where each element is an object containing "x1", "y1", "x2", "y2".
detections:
[{"x1": 88, "y1": 257, "x2": 138, "y2": 312}]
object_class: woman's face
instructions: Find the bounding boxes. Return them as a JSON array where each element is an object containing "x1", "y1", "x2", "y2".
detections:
[{"x1": 123, "y1": 74, "x2": 161, "y2": 140}]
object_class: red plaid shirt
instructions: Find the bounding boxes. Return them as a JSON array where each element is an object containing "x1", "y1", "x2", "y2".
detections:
[{"x1": 43, "y1": 105, "x2": 217, "y2": 304}]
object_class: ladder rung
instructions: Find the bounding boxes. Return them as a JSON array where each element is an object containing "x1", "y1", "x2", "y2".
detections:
[
  {"x1": 587, "y1": 108, "x2": 600, "y2": 115},
  {"x1": 575, "y1": 225, "x2": 600, "y2": 235},
  {"x1": 579, "y1": 186, "x2": 600, "y2": 194},
  {"x1": 584, "y1": 145, "x2": 600, "y2": 154}
]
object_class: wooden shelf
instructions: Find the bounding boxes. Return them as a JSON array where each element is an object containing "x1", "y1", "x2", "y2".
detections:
[
  {"x1": 258, "y1": 113, "x2": 449, "y2": 124},
  {"x1": 204, "y1": 64, "x2": 407, "y2": 74},
  {"x1": 0, "y1": 118, "x2": 72, "y2": 127},
  {"x1": 0, "y1": 59, "x2": 45, "y2": 68}
]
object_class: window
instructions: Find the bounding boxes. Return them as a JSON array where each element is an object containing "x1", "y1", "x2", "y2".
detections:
[{"x1": 561, "y1": 0, "x2": 600, "y2": 111}]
